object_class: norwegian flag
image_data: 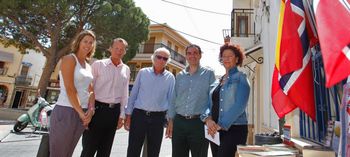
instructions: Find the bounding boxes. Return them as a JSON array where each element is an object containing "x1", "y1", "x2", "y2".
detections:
[
  {"x1": 313, "y1": 0, "x2": 350, "y2": 87},
  {"x1": 271, "y1": 0, "x2": 316, "y2": 120}
]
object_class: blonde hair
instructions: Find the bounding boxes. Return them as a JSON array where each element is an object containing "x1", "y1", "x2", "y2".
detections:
[
  {"x1": 110, "y1": 38, "x2": 128, "y2": 49},
  {"x1": 71, "y1": 30, "x2": 96, "y2": 59}
]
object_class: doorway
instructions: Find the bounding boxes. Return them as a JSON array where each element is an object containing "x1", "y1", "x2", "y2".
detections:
[
  {"x1": 0, "y1": 85, "x2": 8, "y2": 106},
  {"x1": 12, "y1": 91, "x2": 23, "y2": 108}
]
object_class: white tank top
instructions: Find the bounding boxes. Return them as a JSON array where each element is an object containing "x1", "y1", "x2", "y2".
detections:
[{"x1": 56, "y1": 54, "x2": 93, "y2": 109}]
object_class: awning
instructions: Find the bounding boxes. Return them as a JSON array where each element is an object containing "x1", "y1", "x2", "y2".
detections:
[{"x1": 0, "y1": 51, "x2": 14, "y2": 62}]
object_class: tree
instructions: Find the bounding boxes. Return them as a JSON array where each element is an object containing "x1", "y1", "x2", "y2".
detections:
[{"x1": 0, "y1": 0, "x2": 149, "y2": 96}]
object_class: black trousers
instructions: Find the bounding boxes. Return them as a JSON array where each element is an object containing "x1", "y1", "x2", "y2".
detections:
[
  {"x1": 80, "y1": 101, "x2": 120, "y2": 157},
  {"x1": 126, "y1": 108, "x2": 166, "y2": 157},
  {"x1": 210, "y1": 125, "x2": 248, "y2": 157},
  {"x1": 172, "y1": 115, "x2": 209, "y2": 157}
]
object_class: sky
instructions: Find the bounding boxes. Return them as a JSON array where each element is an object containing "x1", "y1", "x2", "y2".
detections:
[{"x1": 133, "y1": 0, "x2": 233, "y2": 75}]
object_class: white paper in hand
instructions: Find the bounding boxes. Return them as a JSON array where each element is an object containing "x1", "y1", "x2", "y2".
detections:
[{"x1": 204, "y1": 125, "x2": 220, "y2": 146}]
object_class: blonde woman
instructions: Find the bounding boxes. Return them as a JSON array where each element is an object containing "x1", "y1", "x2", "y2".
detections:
[{"x1": 49, "y1": 30, "x2": 96, "y2": 157}]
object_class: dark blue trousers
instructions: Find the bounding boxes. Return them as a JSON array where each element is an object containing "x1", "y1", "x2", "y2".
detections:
[{"x1": 126, "y1": 109, "x2": 166, "y2": 157}]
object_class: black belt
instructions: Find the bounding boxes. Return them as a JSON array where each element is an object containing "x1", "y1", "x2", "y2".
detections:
[
  {"x1": 95, "y1": 100, "x2": 120, "y2": 109},
  {"x1": 176, "y1": 114, "x2": 200, "y2": 120},
  {"x1": 134, "y1": 108, "x2": 166, "y2": 116}
]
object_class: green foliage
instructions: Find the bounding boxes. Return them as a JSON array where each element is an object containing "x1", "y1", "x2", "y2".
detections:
[
  {"x1": 91, "y1": 0, "x2": 149, "y2": 61},
  {"x1": 0, "y1": 0, "x2": 149, "y2": 95},
  {"x1": 0, "y1": 0, "x2": 150, "y2": 61}
]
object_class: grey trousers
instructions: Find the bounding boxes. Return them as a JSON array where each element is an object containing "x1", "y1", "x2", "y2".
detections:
[{"x1": 49, "y1": 105, "x2": 85, "y2": 157}]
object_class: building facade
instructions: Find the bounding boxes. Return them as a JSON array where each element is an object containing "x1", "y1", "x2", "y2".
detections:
[
  {"x1": 127, "y1": 24, "x2": 191, "y2": 85},
  {"x1": 229, "y1": 0, "x2": 343, "y2": 155},
  {"x1": 0, "y1": 42, "x2": 47, "y2": 109},
  {"x1": 225, "y1": 0, "x2": 267, "y2": 145},
  {"x1": 0, "y1": 44, "x2": 23, "y2": 108},
  {"x1": 1, "y1": 24, "x2": 191, "y2": 110}
]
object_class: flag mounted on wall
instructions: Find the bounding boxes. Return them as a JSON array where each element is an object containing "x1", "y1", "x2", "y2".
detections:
[
  {"x1": 271, "y1": 0, "x2": 316, "y2": 120},
  {"x1": 313, "y1": 0, "x2": 350, "y2": 87}
]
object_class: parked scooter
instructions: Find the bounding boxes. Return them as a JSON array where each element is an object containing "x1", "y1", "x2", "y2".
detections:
[{"x1": 13, "y1": 96, "x2": 55, "y2": 132}]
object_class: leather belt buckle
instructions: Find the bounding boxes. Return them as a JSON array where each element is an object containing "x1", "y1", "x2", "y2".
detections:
[
  {"x1": 95, "y1": 100, "x2": 120, "y2": 109},
  {"x1": 177, "y1": 114, "x2": 199, "y2": 119},
  {"x1": 184, "y1": 115, "x2": 193, "y2": 119},
  {"x1": 108, "y1": 103, "x2": 115, "y2": 108}
]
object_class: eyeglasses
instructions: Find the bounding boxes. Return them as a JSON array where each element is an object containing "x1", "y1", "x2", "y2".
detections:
[{"x1": 155, "y1": 55, "x2": 169, "y2": 61}]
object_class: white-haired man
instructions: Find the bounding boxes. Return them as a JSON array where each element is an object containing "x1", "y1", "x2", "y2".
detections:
[{"x1": 124, "y1": 47, "x2": 175, "y2": 157}]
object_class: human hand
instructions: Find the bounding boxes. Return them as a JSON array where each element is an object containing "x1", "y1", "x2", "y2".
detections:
[
  {"x1": 84, "y1": 109, "x2": 94, "y2": 128},
  {"x1": 124, "y1": 115, "x2": 131, "y2": 131},
  {"x1": 117, "y1": 118, "x2": 123, "y2": 130},
  {"x1": 165, "y1": 120, "x2": 173, "y2": 138},
  {"x1": 78, "y1": 111, "x2": 89, "y2": 128},
  {"x1": 205, "y1": 117, "x2": 221, "y2": 137}
]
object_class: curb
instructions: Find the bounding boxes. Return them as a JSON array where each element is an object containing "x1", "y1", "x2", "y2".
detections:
[{"x1": 0, "y1": 108, "x2": 27, "y2": 121}]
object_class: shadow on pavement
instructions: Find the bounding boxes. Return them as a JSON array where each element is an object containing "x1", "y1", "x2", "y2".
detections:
[{"x1": 1, "y1": 128, "x2": 43, "y2": 143}]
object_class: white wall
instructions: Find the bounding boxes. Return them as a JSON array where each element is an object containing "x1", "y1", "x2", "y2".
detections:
[
  {"x1": 233, "y1": 0, "x2": 254, "y2": 8},
  {"x1": 259, "y1": 0, "x2": 280, "y2": 131},
  {"x1": 231, "y1": 37, "x2": 256, "y2": 50},
  {"x1": 21, "y1": 50, "x2": 46, "y2": 87}
]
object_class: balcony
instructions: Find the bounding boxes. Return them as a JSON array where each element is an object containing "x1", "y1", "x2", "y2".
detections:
[
  {"x1": 137, "y1": 43, "x2": 186, "y2": 65},
  {"x1": 230, "y1": 8, "x2": 255, "y2": 37},
  {"x1": 223, "y1": 9, "x2": 259, "y2": 49},
  {"x1": 0, "y1": 67, "x2": 8, "y2": 76},
  {"x1": 15, "y1": 75, "x2": 33, "y2": 86},
  {"x1": 49, "y1": 79, "x2": 60, "y2": 88}
]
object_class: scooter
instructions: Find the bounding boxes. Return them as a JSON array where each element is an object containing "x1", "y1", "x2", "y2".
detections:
[{"x1": 13, "y1": 96, "x2": 55, "y2": 132}]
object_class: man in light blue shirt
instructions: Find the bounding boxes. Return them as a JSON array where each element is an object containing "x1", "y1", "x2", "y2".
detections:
[
  {"x1": 167, "y1": 44, "x2": 216, "y2": 157},
  {"x1": 124, "y1": 47, "x2": 175, "y2": 157}
]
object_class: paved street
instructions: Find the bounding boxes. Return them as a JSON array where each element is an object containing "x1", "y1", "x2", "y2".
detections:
[{"x1": 0, "y1": 120, "x2": 173, "y2": 157}]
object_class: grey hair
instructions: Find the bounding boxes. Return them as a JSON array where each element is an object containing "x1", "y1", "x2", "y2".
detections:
[{"x1": 151, "y1": 47, "x2": 171, "y2": 64}]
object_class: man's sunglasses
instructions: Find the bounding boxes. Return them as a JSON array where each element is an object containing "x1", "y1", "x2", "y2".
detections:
[{"x1": 155, "y1": 55, "x2": 168, "y2": 61}]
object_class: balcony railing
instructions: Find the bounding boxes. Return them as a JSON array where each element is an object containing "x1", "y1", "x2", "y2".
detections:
[
  {"x1": 137, "y1": 43, "x2": 186, "y2": 65},
  {"x1": 0, "y1": 67, "x2": 8, "y2": 76},
  {"x1": 15, "y1": 75, "x2": 33, "y2": 86},
  {"x1": 227, "y1": 8, "x2": 255, "y2": 37}
]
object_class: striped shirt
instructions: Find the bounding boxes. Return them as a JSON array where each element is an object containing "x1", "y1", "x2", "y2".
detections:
[{"x1": 91, "y1": 58, "x2": 130, "y2": 118}]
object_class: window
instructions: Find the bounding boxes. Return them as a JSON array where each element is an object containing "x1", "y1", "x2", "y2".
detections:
[
  {"x1": 0, "y1": 61, "x2": 4, "y2": 68},
  {"x1": 0, "y1": 61, "x2": 6, "y2": 75},
  {"x1": 232, "y1": 9, "x2": 253, "y2": 37},
  {"x1": 174, "y1": 45, "x2": 179, "y2": 53},
  {"x1": 167, "y1": 41, "x2": 172, "y2": 49},
  {"x1": 300, "y1": 52, "x2": 342, "y2": 146},
  {"x1": 20, "y1": 65, "x2": 30, "y2": 76},
  {"x1": 236, "y1": 16, "x2": 248, "y2": 37},
  {"x1": 144, "y1": 37, "x2": 155, "y2": 54}
]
